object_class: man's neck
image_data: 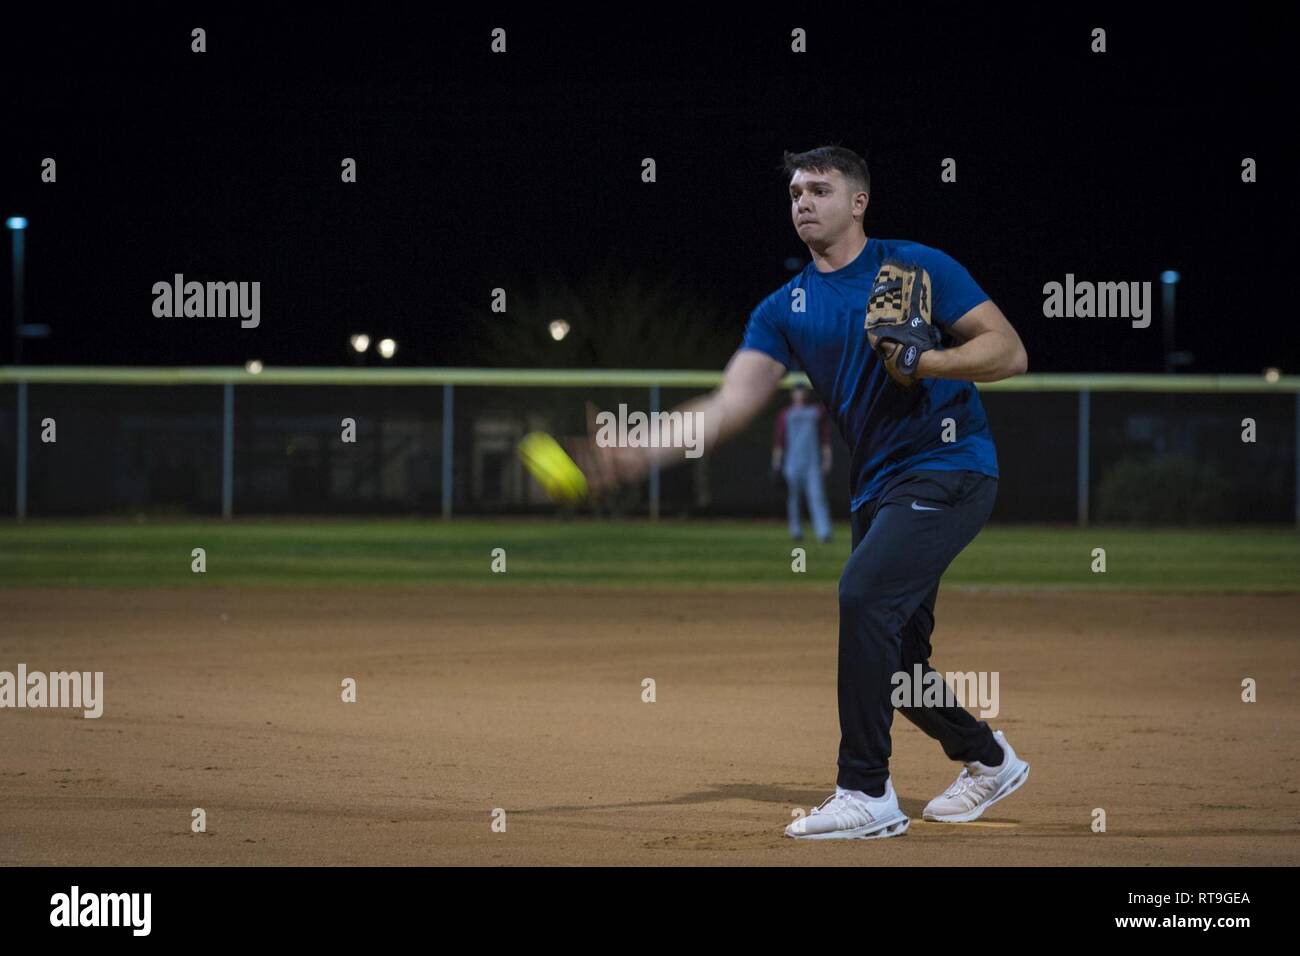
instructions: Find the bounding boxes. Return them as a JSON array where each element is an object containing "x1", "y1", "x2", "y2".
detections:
[{"x1": 810, "y1": 231, "x2": 868, "y2": 273}]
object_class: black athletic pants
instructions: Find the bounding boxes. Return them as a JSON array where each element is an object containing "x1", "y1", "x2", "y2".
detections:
[{"x1": 836, "y1": 468, "x2": 999, "y2": 795}]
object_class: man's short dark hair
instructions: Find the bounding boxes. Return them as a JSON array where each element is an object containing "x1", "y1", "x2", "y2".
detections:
[{"x1": 781, "y1": 145, "x2": 870, "y2": 196}]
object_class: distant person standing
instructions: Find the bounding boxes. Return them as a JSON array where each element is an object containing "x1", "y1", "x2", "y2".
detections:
[{"x1": 772, "y1": 384, "x2": 833, "y2": 542}]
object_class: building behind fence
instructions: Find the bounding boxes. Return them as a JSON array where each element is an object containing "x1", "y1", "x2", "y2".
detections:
[{"x1": 1, "y1": 368, "x2": 1297, "y2": 526}]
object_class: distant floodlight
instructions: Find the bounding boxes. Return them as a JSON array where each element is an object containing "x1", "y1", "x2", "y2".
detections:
[
  {"x1": 548, "y1": 319, "x2": 570, "y2": 342},
  {"x1": 5, "y1": 216, "x2": 27, "y2": 230},
  {"x1": 1160, "y1": 270, "x2": 1181, "y2": 285},
  {"x1": 1263, "y1": 367, "x2": 1281, "y2": 383},
  {"x1": 377, "y1": 337, "x2": 397, "y2": 359},
  {"x1": 245, "y1": 359, "x2": 264, "y2": 374},
  {"x1": 350, "y1": 333, "x2": 371, "y2": 353}
]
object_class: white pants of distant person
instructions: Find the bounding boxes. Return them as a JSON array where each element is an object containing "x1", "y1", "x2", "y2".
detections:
[{"x1": 784, "y1": 457, "x2": 831, "y2": 542}]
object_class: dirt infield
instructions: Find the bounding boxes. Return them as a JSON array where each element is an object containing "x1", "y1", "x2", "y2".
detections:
[{"x1": 2, "y1": 586, "x2": 1297, "y2": 866}]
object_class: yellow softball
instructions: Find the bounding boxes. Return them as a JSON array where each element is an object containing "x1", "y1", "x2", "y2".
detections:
[{"x1": 517, "y1": 431, "x2": 589, "y2": 503}]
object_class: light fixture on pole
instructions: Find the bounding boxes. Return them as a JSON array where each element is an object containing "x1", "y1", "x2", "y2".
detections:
[{"x1": 349, "y1": 333, "x2": 371, "y2": 366}]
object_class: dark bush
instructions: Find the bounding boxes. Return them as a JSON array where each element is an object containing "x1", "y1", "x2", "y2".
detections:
[{"x1": 1095, "y1": 453, "x2": 1234, "y2": 524}]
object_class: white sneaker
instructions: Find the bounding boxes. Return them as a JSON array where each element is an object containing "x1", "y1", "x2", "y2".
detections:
[
  {"x1": 785, "y1": 779, "x2": 911, "y2": 840},
  {"x1": 923, "y1": 730, "x2": 1030, "y2": 823}
]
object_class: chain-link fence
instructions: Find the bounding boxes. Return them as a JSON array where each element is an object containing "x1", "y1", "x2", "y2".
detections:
[{"x1": 1, "y1": 370, "x2": 1296, "y2": 525}]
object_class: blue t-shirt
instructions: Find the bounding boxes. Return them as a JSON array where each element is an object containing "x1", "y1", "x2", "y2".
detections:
[{"x1": 740, "y1": 237, "x2": 998, "y2": 510}]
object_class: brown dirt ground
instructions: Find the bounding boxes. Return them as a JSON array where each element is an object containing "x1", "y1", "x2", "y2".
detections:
[{"x1": 1, "y1": 586, "x2": 1298, "y2": 866}]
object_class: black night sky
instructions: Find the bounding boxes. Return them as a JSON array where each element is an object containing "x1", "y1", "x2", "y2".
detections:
[{"x1": 2, "y1": 5, "x2": 1293, "y2": 373}]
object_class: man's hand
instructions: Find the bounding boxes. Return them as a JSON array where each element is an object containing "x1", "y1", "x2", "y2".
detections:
[
  {"x1": 572, "y1": 401, "x2": 650, "y2": 496},
  {"x1": 915, "y1": 300, "x2": 1028, "y2": 383},
  {"x1": 573, "y1": 349, "x2": 787, "y2": 496}
]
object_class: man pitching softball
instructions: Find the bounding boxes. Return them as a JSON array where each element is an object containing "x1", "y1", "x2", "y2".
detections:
[{"x1": 581, "y1": 145, "x2": 1031, "y2": 840}]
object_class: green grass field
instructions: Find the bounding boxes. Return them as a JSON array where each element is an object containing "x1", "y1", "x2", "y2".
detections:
[{"x1": 0, "y1": 519, "x2": 1296, "y2": 592}]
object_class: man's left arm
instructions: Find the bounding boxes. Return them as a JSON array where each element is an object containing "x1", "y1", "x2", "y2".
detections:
[{"x1": 917, "y1": 300, "x2": 1028, "y2": 383}]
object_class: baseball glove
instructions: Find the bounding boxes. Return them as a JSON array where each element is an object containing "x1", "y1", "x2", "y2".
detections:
[{"x1": 865, "y1": 259, "x2": 942, "y2": 386}]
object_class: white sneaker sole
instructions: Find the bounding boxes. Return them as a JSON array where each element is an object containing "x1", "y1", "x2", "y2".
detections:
[
  {"x1": 923, "y1": 760, "x2": 1030, "y2": 823},
  {"x1": 786, "y1": 812, "x2": 911, "y2": 841}
]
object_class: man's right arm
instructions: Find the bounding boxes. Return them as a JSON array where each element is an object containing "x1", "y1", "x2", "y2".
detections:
[{"x1": 586, "y1": 348, "x2": 787, "y2": 490}]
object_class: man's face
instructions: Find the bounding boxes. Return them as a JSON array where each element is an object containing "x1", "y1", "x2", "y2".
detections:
[{"x1": 789, "y1": 168, "x2": 865, "y2": 245}]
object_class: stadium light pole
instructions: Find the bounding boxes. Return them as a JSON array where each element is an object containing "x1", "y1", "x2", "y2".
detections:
[
  {"x1": 7, "y1": 216, "x2": 27, "y2": 366},
  {"x1": 8, "y1": 217, "x2": 28, "y2": 520},
  {"x1": 1161, "y1": 270, "x2": 1180, "y2": 374}
]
